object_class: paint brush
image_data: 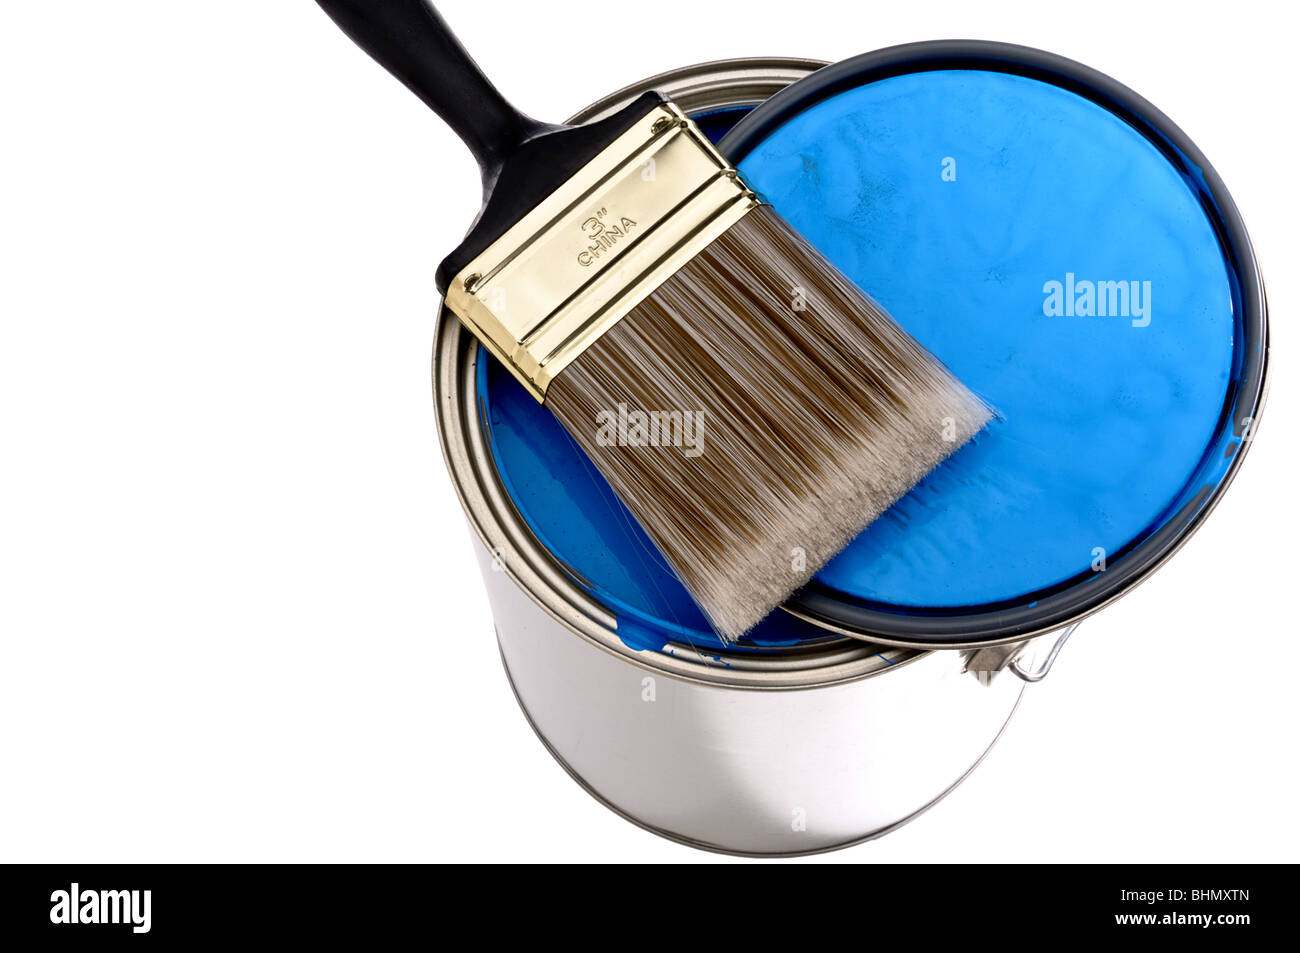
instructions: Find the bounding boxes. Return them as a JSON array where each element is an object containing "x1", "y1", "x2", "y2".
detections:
[{"x1": 314, "y1": 0, "x2": 991, "y2": 641}]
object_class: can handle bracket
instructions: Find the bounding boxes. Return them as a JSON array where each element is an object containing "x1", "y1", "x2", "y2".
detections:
[
  {"x1": 1007, "y1": 622, "x2": 1079, "y2": 683},
  {"x1": 963, "y1": 622, "x2": 1080, "y2": 685}
]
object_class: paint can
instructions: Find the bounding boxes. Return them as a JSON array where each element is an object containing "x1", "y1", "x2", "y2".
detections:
[{"x1": 433, "y1": 51, "x2": 1267, "y2": 855}]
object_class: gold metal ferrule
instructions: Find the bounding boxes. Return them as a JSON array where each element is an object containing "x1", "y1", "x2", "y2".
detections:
[{"x1": 444, "y1": 102, "x2": 761, "y2": 402}]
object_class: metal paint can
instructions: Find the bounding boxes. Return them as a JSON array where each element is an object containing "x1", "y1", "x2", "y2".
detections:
[
  {"x1": 435, "y1": 49, "x2": 1266, "y2": 854},
  {"x1": 433, "y1": 58, "x2": 1044, "y2": 855}
]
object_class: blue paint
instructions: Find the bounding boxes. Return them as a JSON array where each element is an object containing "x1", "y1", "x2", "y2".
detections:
[
  {"x1": 737, "y1": 71, "x2": 1234, "y2": 609},
  {"x1": 474, "y1": 72, "x2": 1240, "y2": 650},
  {"x1": 692, "y1": 107, "x2": 752, "y2": 145}
]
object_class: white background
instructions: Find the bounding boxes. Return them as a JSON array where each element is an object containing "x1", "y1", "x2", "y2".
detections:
[{"x1": 0, "y1": 0, "x2": 1295, "y2": 863}]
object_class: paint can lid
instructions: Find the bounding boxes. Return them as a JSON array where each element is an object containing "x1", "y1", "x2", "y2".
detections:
[{"x1": 719, "y1": 41, "x2": 1265, "y2": 647}]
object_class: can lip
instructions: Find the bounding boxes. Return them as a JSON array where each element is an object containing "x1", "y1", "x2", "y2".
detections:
[
  {"x1": 574, "y1": 57, "x2": 831, "y2": 121},
  {"x1": 719, "y1": 39, "x2": 1271, "y2": 650},
  {"x1": 433, "y1": 58, "x2": 922, "y2": 688}
]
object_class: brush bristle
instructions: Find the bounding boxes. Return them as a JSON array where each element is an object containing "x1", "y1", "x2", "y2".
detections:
[{"x1": 546, "y1": 206, "x2": 991, "y2": 641}]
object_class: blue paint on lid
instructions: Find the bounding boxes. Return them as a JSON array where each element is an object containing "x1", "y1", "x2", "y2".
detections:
[{"x1": 737, "y1": 71, "x2": 1234, "y2": 610}]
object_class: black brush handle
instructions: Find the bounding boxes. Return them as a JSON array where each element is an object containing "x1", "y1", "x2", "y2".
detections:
[
  {"x1": 315, "y1": 0, "x2": 552, "y2": 185},
  {"x1": 315, "y1": 0, "x2": 667, "y2": 292}
]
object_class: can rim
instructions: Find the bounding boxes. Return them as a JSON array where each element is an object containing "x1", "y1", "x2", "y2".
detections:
[{"x1": 433, "y1": 58, "x2": 922, "y2": 688}]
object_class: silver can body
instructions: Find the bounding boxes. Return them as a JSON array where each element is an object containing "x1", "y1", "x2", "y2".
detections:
[
  {"x1": 436, "y1": 59, "x2": 1032, "y2": 855},
  {"x1": 476, "y1": 539, "x2": 1023, "y2": 855}
]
